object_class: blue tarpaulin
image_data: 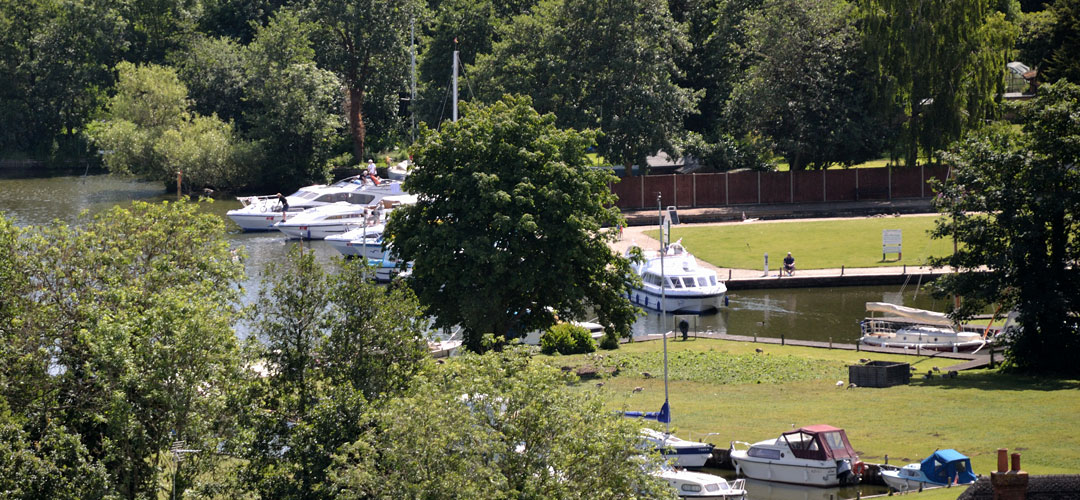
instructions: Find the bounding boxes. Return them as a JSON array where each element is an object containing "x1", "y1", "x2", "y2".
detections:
[
  {"x1": 920, "y1": 449, "x2": 977, "y2": 485},
  {"x1": 622, "y1": 402, "x2": 671, "y2": 423}
]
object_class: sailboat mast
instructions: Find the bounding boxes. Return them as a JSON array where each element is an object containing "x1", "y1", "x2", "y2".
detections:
[
  {"x1": 658, "y1": 194, "x2": 670, "y2": 434},
  {"x1": 451, "y1": 48, "x2": 459, "y2": 122}
]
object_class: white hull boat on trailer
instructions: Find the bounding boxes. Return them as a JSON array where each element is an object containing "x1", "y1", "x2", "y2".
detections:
[
  {"x1": 626, "y1": 240, "x2": 726, "y2": 314},
  {"x1": 859, "y1": 302, "x2": 992, "y2": 352},
  {"x1": 730, "y1": 425, "x2": 863, "y2": 487},
  {"x1": 227, "y1": 176, "x2": 407, "y2": 231}
]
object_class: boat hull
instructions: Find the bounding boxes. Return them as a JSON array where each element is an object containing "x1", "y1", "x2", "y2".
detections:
[
  {"x1": 275, "y1": 223, "x2": 353, "y2": 240},
  {"x1": 629, "y1": 288, "x2": 725, "y2": 314},
  {"x1": 858, "y1": 336, "x2": 986, "y2": 352},
  {"x1": 731, "y1": 454, "x2": 845, "y2": 487},
  {"x1": 228, "y1": 211, "x2": 290, "y2": 231},
  {"x1": 881, "y1": 472, "x2": 931, "y2": 492}
]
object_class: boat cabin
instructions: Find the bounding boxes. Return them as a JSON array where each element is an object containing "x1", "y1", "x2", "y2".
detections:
[
  {"x1": 780, "y1": 425, "x2": 857, "y2": 461},
  {"x1": 920, "y1": 449, "x2": 976, "y2": 485}
]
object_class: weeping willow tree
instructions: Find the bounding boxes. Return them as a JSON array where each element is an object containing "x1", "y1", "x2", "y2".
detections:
[{"x1": 861, "y1": 0, "x2": 1017, "y2": 166}]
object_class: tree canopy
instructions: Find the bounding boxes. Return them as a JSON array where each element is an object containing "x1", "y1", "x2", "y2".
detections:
[
  {"x1": 385, "y1": 95, "x2": 639, "y2": 352},
  {"x1": 930, "y1": 81, "x2": 1080, "y2": 375}
]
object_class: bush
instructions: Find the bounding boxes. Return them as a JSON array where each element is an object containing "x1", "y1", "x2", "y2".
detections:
[{"x1": 540, "y1": 323, "x2": 597, "y2": 355}]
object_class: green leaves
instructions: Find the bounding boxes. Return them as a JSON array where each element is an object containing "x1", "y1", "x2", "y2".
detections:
[{"x1": 387, "y1": 95, "x2": 637, "y2": 352}]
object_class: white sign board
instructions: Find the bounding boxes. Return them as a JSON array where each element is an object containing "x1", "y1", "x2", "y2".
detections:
[{"x1": 882, "y1": 229, "x2": 902, "y2": 259}]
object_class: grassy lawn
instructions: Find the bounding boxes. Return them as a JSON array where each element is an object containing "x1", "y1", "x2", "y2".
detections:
[
  {"x1": 546, "y1": 339, "x2": 1080, "y2": 481},
  {"x1": 645, "y1": 215, "x2": 954, "y2": 269}
]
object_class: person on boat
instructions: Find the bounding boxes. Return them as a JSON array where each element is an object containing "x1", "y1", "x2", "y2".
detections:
[
  {"x1": 783, "y1": 252, "x2": 795, "y2": 276},
  {"x1": 367, "y1": 159, "x2": 379, "y2": 182},
  {"x1": 276, "y1": 193, "x2": 288, "y2": 213}
]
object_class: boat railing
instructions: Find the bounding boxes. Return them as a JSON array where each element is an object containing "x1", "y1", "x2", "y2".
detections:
[
  {"x1": 729, "y1": 440, "x2": 751, "y2": 452},
  {"x1": 863, "y1": 317, "x2": 999, "y2": 337},
  {"x1": 730, "y1": 478, "x2": 746, "y2": 492},
  {"x1": 237, "y1": 194, "x2": 280, "y2": 208}
]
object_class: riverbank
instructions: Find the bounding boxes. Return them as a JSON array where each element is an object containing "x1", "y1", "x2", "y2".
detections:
[{"x1": 550, "y1": 338, "x2": 1080, "y2": 486}]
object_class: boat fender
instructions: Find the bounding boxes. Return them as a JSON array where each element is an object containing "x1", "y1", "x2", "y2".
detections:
[{"x1": 853, "y1": 460, "x2": 866, "y2": 476}]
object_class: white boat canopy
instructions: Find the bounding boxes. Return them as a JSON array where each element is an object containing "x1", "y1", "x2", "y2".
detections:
[{"x1": 865, "y1": 302, "x2": 954, "y2": 327}]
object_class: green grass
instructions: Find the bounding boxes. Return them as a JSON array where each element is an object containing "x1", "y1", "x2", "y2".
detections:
[
  {"x1": 645, "y1": 215, "x2": 953, "y2": 269},
  {"x1": 549, "y1": 339, "x2": 1080, "y2": 480}
]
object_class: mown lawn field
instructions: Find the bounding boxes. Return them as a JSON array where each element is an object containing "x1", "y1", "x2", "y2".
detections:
[
  {"x1": 644, "y1": 215, "x2": 955, "y2": 270},
  {"x1": 545, "y1": 339, "x2": 1080, "y2": 490}
]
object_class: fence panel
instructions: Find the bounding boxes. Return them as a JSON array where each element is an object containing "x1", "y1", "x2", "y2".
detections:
[
  {"x1": 610, "y1": 176, "x2": 642, "y2": 209},
  {"x1": 825, "y1": 169, "x2": 857, "y2": 201},
  {"x1": 890, "y1": 166, "x2": 924, "y2": 198},
  {"x1": 694, "y1": 173, "x2": 726, "y2": 206},
  {"x1": 793, "y1": 170, "x2": 824, "y2": 202},
  {"x1": 857, "y1": 168, "x2": 890, "y2": 200},
  {"x1": 642, "y1": 175, "x2": 676, "y2": 208},
  {"x1": 760, "y1": 171, "x2": 790, "y2": 203},
  {"x1": 727, "y1": 171, "x2": 759, "y2": 204},
  {"x1": 675, "y1": 174, "x2": 695, "y2": 207}
]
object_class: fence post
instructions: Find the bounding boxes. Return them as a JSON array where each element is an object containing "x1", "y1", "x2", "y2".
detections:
[{"x1": 757, "y1": 171, "x2": 762, "y2": 204}]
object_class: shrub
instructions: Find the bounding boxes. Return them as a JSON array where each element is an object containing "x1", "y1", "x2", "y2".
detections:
[{"x1": 540, "y1": 323, "x2": 597, "y2": 355}]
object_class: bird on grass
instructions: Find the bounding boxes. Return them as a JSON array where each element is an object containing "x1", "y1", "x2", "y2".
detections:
[{"x1": 835, "y1": 380, "x2": 845, "y2": 387}]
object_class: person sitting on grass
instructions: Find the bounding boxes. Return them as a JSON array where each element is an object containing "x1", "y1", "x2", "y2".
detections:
[{"x1": 783, "y1": 252, "x2": 795, "y2": 276}]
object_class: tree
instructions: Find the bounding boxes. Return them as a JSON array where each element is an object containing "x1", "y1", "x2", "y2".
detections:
[
  {"x1": 308, "y1": 0, "x2": 423, "y2": 162},
  {"x1": 3, "y1": 200, "x2": 247, "y2": 499},
  {"x1": 243, "y1": 9, "x2": 346, "y2": 188},
  {"x1": 330, "y1": 348, "x2": 675, "y2": 499},
  {"x1": 929, "y1": 81, "x2": 1080, "y2": 375},
  {"x1": 385, "y1": 96, "x2": 639, "y2": 352},
  {"x1": 472, "y1": 0, "x2": 699, "y2": 170},
  {"x1": 861, "y1": 0, "x2": 1017, "y2": 166},
  {"x1": 236, "y1": 247, "x2": 429, "y2": 499},
  {"x1": 86, "y1": 61, "x2": 251, "y2": 190},
  {"x1": 1040, "y1": 0, "x2": 1080, "y2": 83},
  {"x1": 726, "y1": 0, "x2": 887, "y2": 170}
]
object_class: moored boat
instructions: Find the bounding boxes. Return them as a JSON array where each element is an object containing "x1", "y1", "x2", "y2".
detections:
[
  {"x1": 626, "y1": 240, "x2": 727, "y2": 314},
  {"x1": 655, "y1": 462, "x2": 747, "y2": 499},
  {"x1": 729, "y1": 425, "x2": 863, "y2": 487},
  {"x1": 881, "y1": 449, "x2": 977, "y2": 492},
  {"x1": 640, "y1": 427, "x2": 715, "y2": 469},
  {"x1": 859, "y1": 302, "x2": 990, "y2": 352},
  {"x1": 226, "y1": 176, "x2": 406, "y2": 231}
]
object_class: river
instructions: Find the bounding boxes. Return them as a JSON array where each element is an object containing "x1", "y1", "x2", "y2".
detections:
[
  {"x1": 2, "y1": 172, "x2": 911, "y2": 498},
  {"x1": 0, "y1": 172, "x2": 952, "y2": 344}
]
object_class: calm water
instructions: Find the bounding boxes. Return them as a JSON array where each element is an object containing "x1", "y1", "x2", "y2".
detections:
[
  {"x1": 0, "y1": 173, "x2": 951, "y2": 344},
  {"x1": 2, "y1": 173, "x2": 913, "y2": 498}
]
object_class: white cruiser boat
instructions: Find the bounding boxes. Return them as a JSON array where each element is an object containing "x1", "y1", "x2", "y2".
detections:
[
  {"x1": 369, "y1": 246, "x2": 413, "y2": 283},
  {"x1": 226, "y1": 176, "x2": 406, "y2": 231},
  {"x1": 859, "y1": 302, "x2": 990, "y2": 352},
  {"x1": 641, "y1": 428, "x2": 715, "y2": 469},
  {"x1": 655, "y1": 462, "x2": 747, "y2": 499},
  {"x1": 730, "y1": 425, "x2": 863, "y2": 487},
  {"x1": 325, "y1": 223, "x2": 387, "y2": 259},
  {"x1": 274, "y1": 195, "x2": 414, "y2": 240},
  {"x1": 626, "y1": 240, "x2": 727, "y2": 313}
]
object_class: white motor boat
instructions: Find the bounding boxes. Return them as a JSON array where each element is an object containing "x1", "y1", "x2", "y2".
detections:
[
  {"x1": 369, "y1": 246, "x2": 413, "y2": 283},
  {"x1": 226, "y1": 176, "x2": 406, "y2": 231},
  {"x1": 626, "y1": 240, "x2": 727, "y2": 314},
  {"x1": 274, "y1": 194, "x2": 414, "y2": 240},
  {"x1": 655, "y1": 462, "x2": 747, "y2": 499},
  {"x1": 641, "y1": 428, "x2": 715, "y2": 469},
  {"x1": 859, "y1": 302, "x2": 990, "y2": 352},
  {"x1": 730, "y1": 425, "x2": 863, "y2": 487},
  {"x1": 880, "y1": 449, "x2": 977, "y2": 492},
  {"x1": 325, "y1": 222, "x2": 387, "y2": 259}
]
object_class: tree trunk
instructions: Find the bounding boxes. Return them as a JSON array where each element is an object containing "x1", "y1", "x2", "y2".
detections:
[{"x1": 349, "y1": 86, "x2": 366, "y2": 162}]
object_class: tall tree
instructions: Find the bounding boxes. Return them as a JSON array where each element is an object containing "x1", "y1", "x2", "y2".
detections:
[
  {"x1": 473, "y1": 0, "x2": 699, "y2": 171},
  {"x1": 308, "y1": 0, "x2": 423, "y2": 162},
  {"x1": 727, "y1": 0, "x2": 887, "y2": 170},
  {"x1": 385, "y1": 96, "x2": 639, "y2": 352},
  {"x1": 1040, "y1": 0, "x2": 1080, "y2": 83},
  {"x1": 930, "y1": 81, "x2": 1080, "y2": 375},
  {"x1": 861, "y1": 0, "x2": 1017, "y2": 166},
  {"x1": 236, "y1": 247, "x2": 429, "y2": 499},
  {"x1": 331, "y1": 348, "x2": 676, "y2": 499},
  {"x1": 3, "y1": 200, "x2": 246, "y2": 499}
]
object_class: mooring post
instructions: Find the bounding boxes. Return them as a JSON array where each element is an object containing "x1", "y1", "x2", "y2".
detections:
[
  {"x1": 989, "y1": 347, "x2": 995, "y2": 368},
  {"x1": 841, "y1": 265, "x2": 845, "y2": 276},
  {"x1": 829, "y1": 337, "x2": 832, "y2": 349},
  {"x1": 781, "y1": 334, "x2": 785, "y2": 346}
]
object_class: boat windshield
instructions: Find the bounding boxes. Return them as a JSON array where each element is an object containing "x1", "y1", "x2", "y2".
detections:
[{"x1": 822, "y1": 432, "x2": 847, "y2": 451}]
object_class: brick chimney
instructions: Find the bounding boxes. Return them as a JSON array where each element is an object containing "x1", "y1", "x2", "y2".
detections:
[{"x1": 991, "y1": 448, "x2": 1029, "y2": 500}]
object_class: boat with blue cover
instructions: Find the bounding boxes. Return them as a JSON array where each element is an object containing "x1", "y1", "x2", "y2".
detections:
[{"x1": 881, "y1": 449, "x2": 977, "y2": 492}]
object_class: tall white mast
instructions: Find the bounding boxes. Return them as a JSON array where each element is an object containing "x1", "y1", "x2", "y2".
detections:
[
  {"x1": 451, "y1": 45, "x2": 459, "y2": 122},
  {"x1": 658, "y1": 194, "x2": 670, "y2": 435}
]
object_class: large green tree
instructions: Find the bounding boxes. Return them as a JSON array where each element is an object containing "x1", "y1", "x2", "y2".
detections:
[
  {"x1": 86, "y1": 61, "x2": 250, "y2": 191},
  {"x1": 861, "y1": 0, "x2": 1017, "y2": 166},
  {"x1": 308, "y1": 0, "x2": 423, "y2": 162},
  {"x1": 330, "y1": 348, "x2": 676, "y2": 499},
  {"x1": 0, "y1": 200, "x2": 246, "y2": 499},
  {"x1": 385, "y1": 96, "x2": 639, "y2": 352},
  {"x1": 930, "y1": 81, "x2": 1080, "y2": 375},
  {"x1": 235, "y1": 247, "x2": 429, "y2": 499},
  {"x1": 727, "y1": 0, "x2": 887, "y2": 170},
  {"x1": 1040, "y1": 0, "x2": 1080, "y2": 83},
  {"x1": 473, "y1": 0, "x2": 698, "y2": 170}
]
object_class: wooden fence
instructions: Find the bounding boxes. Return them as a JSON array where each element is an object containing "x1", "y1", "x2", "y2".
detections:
[{"x1": 609, "y1": 165, "x2": 949, "y2": 209}]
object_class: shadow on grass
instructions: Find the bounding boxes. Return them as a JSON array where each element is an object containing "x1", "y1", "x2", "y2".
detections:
[{"x1": 911, "y1": 370, "x2": 1080, "y2": 391}]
